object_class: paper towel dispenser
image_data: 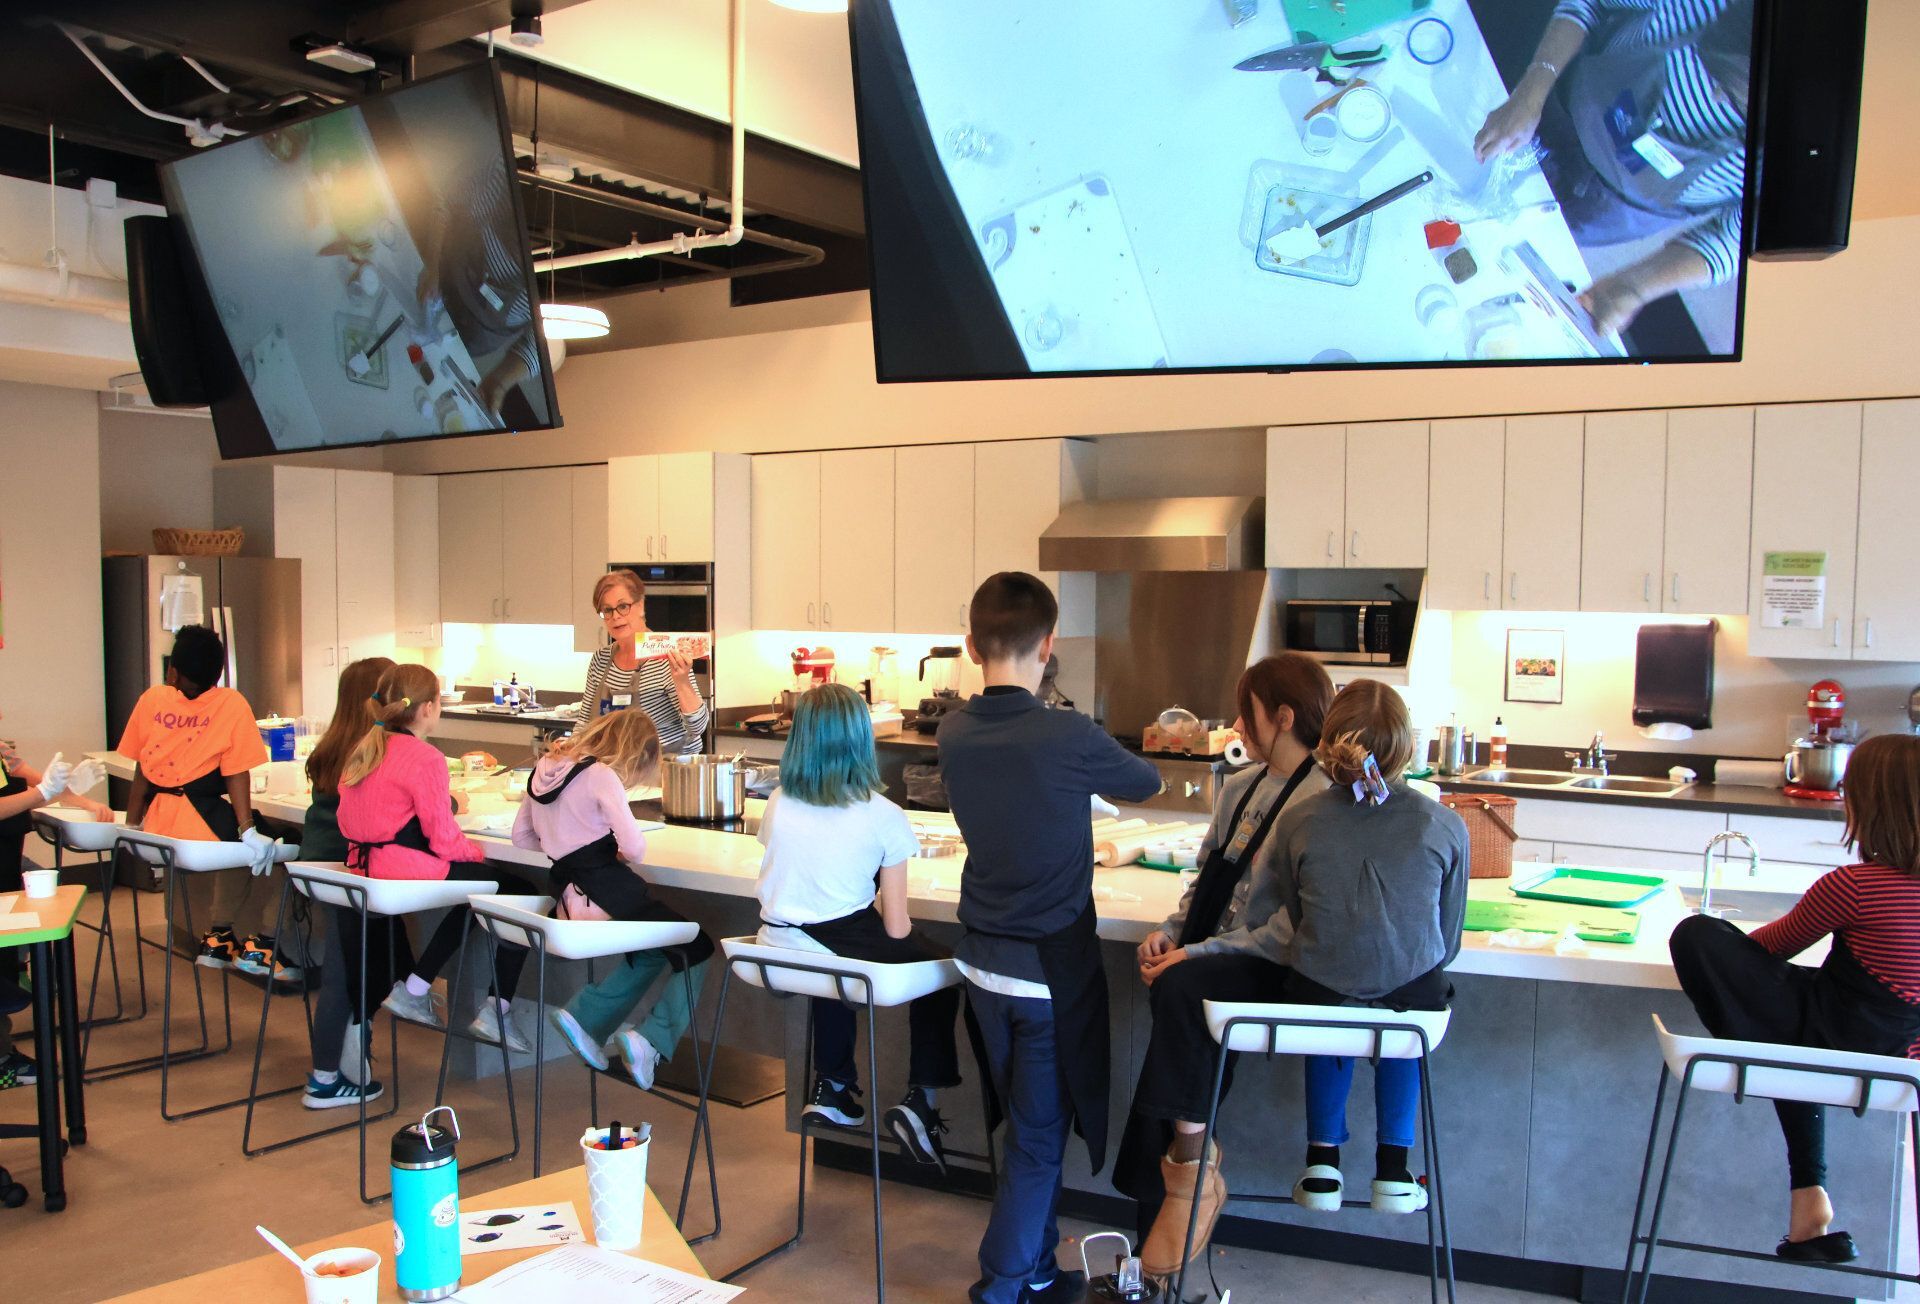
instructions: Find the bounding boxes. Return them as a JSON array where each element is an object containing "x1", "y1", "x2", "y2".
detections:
[{"x1": 1633, "y1": 621, "x2": 1717, "y2": 734}]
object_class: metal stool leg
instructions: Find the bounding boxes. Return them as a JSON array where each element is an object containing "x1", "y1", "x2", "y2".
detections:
[
  {"x1": 709, "y1": 968, "x2": 816, "y2": 1282},
  {"x1": 1632, "y1": 1068, "x2": 1697, "y2": 1304},
  {"x1": 671, "y1": 956, "x2": 724, "y2": 1246},
  {"x1": 1415, "y1": 1044, "x2": 1455, "y2": 1304},
  {"x1": 163, "y1": 867, "x2": 285, "y2": 1122},
  {"x1": 864, "y1": 994, "x2": 887, "y2": 1304},
  {"x1": 1172, "y1": 1039, "x2": 1234, "y2": 1304},
  {"x1": 88, "y1": 855, "x2": 227, "y2": 1085},
  {"x1": 1618, "y1": 1067, "x2": 1673, "y2": 1304},
  {"x1": 432, "y1": 915, "x2": 521, "y2": 1175},
  {"x1": 530, "y1": 932, "x2": 548, "y2": 1177}
]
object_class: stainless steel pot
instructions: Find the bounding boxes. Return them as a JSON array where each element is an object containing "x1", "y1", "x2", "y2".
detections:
[
  {"x1": 1785, "y1": 740, "x2": 1854, "y2": 792},
  {"x1": 661, "y1": 753, "x2": 761, "y2": 822}
]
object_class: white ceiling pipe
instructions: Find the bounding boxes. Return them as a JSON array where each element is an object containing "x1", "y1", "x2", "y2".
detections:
[
  {"x1": 530, "y1": 0, "x2": 746, "y2": 275},
  {"x1": 0, "y1": 259, "x2": 129, "y2": 319}
]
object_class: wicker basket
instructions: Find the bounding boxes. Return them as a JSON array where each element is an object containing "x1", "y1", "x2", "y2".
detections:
[
  {"x1": 1441, "y1": 793, "x2": 1519, "y2": 879},
  {"x1": 153, "y1": 527, "x2": 245, "y2": 556}
]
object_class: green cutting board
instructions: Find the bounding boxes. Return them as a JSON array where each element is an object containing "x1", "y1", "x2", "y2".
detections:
[
  {"x1": 1463, "y1": 898, "x2": 1642, "y2": 945},
  {"x1": 1283, "y1": 0, "x2": 1430, "y2": 45}
]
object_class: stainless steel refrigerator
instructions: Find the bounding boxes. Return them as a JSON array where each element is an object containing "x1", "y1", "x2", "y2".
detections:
[{"x1": 102, "y1": 555, "x2": 303, "y2": 749}]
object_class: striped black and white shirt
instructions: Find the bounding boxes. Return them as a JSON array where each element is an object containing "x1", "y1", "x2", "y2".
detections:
[
  {"x1": 574, "y1": 648, "x2": 711, "y2": 756},
  {"x1": 1552, "y1": 0, "x2": 1747, "y2": 284}
]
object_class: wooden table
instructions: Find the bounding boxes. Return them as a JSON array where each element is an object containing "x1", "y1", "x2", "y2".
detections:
[
  {"x1": 111, "y1": 1165, "x2": 706, "y2": 1301},
  {"x1": 0, "y1": 884, "x2": 88, "y2": 1211}
]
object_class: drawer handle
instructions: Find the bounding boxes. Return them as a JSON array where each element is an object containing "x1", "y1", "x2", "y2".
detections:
[{"x1": 1183, "y1": 781, "x2": 1201, "y2": 799}]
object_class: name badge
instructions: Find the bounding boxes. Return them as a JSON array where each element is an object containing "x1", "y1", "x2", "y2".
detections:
[
  {"x1": 1223, "y1": 806, "x2": 1265, "y2": 861},
  {"x1": 598, "y1": 694, "x2": 632, "y2": 716},
  {"x1": 1631, "y1": 133, "x2": 1685, "y2": 180}
]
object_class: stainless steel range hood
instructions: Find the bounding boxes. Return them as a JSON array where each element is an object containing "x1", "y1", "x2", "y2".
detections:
[{"x1": 1038, "y1": 496, "x2": 1265, "y2": 572}]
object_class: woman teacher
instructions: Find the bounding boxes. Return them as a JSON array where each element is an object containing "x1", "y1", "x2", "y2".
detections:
[{"x1": 576, "y1": 569, "x2": 709, "y2": 755}]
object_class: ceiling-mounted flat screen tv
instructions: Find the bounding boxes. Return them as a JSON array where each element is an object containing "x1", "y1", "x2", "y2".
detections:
[
  {"x1": 849, "y1": 0, "x2": 1761, "y2": 381},
  {"x1": 160, "y1": 63, "x2": 559, "y2": 456}
]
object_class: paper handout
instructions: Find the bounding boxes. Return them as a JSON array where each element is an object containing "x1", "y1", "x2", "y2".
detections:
[
  {"x1": 451, "y1": 1243, "x2": 743, "y2": 1303},
  {"x1": 458, "y1": 1202, "x2": 584, "y2": 1255}
]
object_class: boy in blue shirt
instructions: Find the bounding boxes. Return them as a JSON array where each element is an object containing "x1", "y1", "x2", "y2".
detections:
[{"x1": 939, "y1": 572, "x2": 1163, "y2": 1303}]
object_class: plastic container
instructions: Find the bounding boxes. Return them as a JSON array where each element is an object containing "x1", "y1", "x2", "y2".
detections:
[
  {"x1": 581, "y1": 1123, "x2": 650, "y2": 1250},
  {"x1": 21, "y1": 869, "x2": 57, "y2": 898},
  {"x1": 300, "y1": 1247, "x2": 382, "y2": 1304},
  {"x1": 258, "y1": 716, "x2": 296, "y2": 763}
]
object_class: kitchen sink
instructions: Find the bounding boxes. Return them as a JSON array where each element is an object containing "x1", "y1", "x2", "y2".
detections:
[
  {"x1": 1463, "y1": 769, "x2": 1578, "y2": 786},
  {"x1": 1568, "y1": 776, "x2": 1689, "y2": 795},
  {"x1": 1677, "y1": 887, "x2": 1803, "y2": 924}
]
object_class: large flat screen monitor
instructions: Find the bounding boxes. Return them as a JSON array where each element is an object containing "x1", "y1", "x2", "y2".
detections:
[
  {"x1": 160, "y1": 63, "x2": 559, "y2": 455},
  {"x1": 850, "y1": 0, "x2": 1760, "y2": 381}
]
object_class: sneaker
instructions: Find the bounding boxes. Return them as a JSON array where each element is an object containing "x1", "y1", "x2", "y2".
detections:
[
  {"x1": 195, "y1": 925, "x2": 240, "y2": 970},
  {"x1": 381, "y1": 981, "x2": 446, "y2": 1030},
  {"x1": 303, "y1": 1073, "x2": 384, "y2": 1111},
  {"x1": 0, "y1": 1052, "x2": 38, "y2": 1089},
  {"x1": 884, "y1": 1088, "x2": 949, "y2": 1173},
  {"x1": 802, "y1": 1075, "x2": 865, "y2": 1128},
  {"x1": 1020, "y1": 1269, "x2": 1087, "y2": 1302},
  {"x1": 1371, "y1": 1175, "x2": 1430, "y2": 1215},
  {"x1": 234, "y1": 935, "x2": 306, "y2": 986},
  {"x1": 612, "y1": 1029, "x2": 660, "y2": 1090},
  {"x1": 551, "y1": 1008, "x2": 609, "y2": 1071},
  {"x1": 466, "y1": 1002, "x2": 533, "y2": 1055}
]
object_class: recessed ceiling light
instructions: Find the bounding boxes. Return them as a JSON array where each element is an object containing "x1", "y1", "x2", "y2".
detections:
[
  {"x1": 540, "y1": 302, "x2": 610, "y2": 340},
  {"x1": 769, "y1": 0, "x2": 848, "y2": 12}
]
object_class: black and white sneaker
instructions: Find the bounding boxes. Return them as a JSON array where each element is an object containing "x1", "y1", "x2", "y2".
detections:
[
  {"x1": 0, "y1": 1052, "x2": 38, "y2": 1090},
  {"x1": 884, "y1": 1088, "x2": 949, "y2": 1173},
  {"x1": 802, "y1": 1076, "x2": 865, "y2": 1128}
]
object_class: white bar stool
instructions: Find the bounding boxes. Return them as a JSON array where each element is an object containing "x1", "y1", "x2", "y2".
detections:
[
  {"x1": 31, "y1": 810, "x2": 146, "y2": 1056},
  {"x1": 1619, "y1": 1013, "x2": 1920, "y2": 1302},
  {"x1": 464, "y1": 893, "x2": 721, "y2": 1241},
  {"x1": 240, "y1": 863, "x2": 500, "y2": 1202},
  {"x1": 691, "y1": 935, "x2": 996, "y2": 1303},
  {"x1": 87, "y1": 828, "x2": 297, "y2": 1122},
  {"x1": 1175, "y1": 1000, "x2": 1456, "y2": 1304}
]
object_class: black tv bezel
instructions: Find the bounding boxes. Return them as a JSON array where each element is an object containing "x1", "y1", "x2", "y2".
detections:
[
  {"x1": 846, "y1": 0, "x2": 1764, "y2": 384},
  {"x1": 158, "y1": 60, "x2": 562, "y2": 458}
]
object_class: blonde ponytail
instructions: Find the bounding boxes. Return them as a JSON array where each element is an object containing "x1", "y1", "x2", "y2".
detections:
[
  {"x1": 1313, "y1": 680, "x2": 1415, "y2": 791},
  {"x1": 341, "y1": 663, "x2": 441, "y2": 787}
]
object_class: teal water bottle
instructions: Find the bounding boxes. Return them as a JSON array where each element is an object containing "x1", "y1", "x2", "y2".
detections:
[{"x1": 391, "y1": 1107, "x2": 462, "y2": 1301}]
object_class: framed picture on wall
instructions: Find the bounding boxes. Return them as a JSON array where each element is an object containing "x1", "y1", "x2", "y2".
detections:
[{"x1": 1505, "y1": 628, "x2": 1565, "y2": 705}]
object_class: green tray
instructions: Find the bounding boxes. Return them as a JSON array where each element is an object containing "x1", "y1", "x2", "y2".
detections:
[
  {"x1": 1135, "y1": 857, "x2": 1190, "y2": 874},
  {"x1": 1282, "y1": 0, "x2": 1430, "y2": 44},
  {"x1": 1511, "y1": 867, "x2": 1665, "y2": 910},
  {"x1": 1463, "y1": 898, "x2": 1641, "y2": 945}
]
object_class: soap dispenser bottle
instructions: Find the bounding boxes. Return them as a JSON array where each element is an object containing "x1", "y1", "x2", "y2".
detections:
[{"x1": 1490, "y1": 716, "x2": 1508, "y2": 768}]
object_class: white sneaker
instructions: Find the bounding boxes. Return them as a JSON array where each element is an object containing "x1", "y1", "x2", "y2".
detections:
[
  {"x1": 467, "y1": 1002, "x2": 533, "y2": 1055},
  {"x1": 551, "y1": 1008, "x2": 609, "y2": 1071},
  {"x1": 381, "y1": 982, "x2": 445, "y2": 1029},
  {"x1": 613, "y1": 1029, "x2": 660, "y2": 1090},
  {"x1": 1371, "y1": 1177, "x2": 1430, "y2": 1214},
  {"x1": 340, "y1": 1018, "x2": 370, "y2": 1086},
  {"x1": 1292, "y1": 1163, "x2": 1345, "y2": 1212}
]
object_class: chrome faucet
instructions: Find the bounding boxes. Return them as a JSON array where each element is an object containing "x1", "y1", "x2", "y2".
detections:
[
  {"x1": 1698, "y1": 831, "x2": 1761, "y2": 917},
  {"x1": 1565, "y1": 731, "x2": 1614, "y2": 776}
]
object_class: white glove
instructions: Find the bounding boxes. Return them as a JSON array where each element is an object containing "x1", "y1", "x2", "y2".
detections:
[
  {"x1": 1091, "y1": 794, "x2": 1120, "y2": 820},
  {"x1": 35, "y1": 752, "x2": 73, "y2": 802},
  {"x1": 65, "y1": 758, "x2": 105, "y2": 797},
  {"x1": 241, "y1": 826, "x2": 280, "y2": 877}
]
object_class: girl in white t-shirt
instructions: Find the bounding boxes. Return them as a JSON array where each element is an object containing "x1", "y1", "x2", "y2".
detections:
[{"x1": 756, "y1": 684, "x2": 960, "y2": 1171}]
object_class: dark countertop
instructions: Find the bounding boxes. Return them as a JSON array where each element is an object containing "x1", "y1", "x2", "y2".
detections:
[
  {"x1": 716, "y1": 720, "x2": 939, "y2": 749},
  {"x1": 1433, "y1": 776, "x2": 1842, "y2": 822}
]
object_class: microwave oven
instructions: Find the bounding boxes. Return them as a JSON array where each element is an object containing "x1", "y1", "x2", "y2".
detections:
[{"x1": 1282, "y1": 599, "x2": 1415, "y2": 665}]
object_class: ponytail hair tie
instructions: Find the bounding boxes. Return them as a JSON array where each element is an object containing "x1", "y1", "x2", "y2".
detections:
[
  {"x1": 1351, "y1": 753, "x2": 1391, "y2": 807},
  {"x1": 399, "y1": 696, "x2": 412, "y2": 708},
  {"x1": 368, "y1": 693, "x2": 382, "y2": 704}
]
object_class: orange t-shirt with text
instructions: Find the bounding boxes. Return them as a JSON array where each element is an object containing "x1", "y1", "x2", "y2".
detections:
[{"x1": 117, "y1": 685, "x2": 267, "y2": 841}]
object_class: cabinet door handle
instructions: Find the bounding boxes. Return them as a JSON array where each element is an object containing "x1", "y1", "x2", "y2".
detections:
[
  {"x1": 660, "y1": 534, "x2": 668, "y2": 560},
  {"x1": 1670, "y1": 573, "x2": 1680, "y2": 605},
  {"x1": 823, "y1": 602, "x2": 833, "y2": 627},
  {"x1": 1642, "y1": 573, "x2": 1652, "y2": 603},
  {"x1": 504, "y1": 597, "x2": 512, "y2": 620},
  {"x1": 1832, "y1": 617, "x2": 1842, "y2": 648},
  {"x1": 1508, "y1": 572, "x2": 1518, "y2": 602},
  {"x1": 1865, "y1": 617, "x2": 1875, "y2": 649},
  {"x1": 1326, "y1": 530, "x2": 1335, "y2": 559},
  {"x1": 645, "y1": 535, "x2": 654, "y2": 559},
  {"x1": 491, "y1": 597, "x2": 500, "y2": 619},
  {"x1": 806, "y1": 601, "x2": 815, "y2": 628},
  {"x1": 1482, "y1": 571, "x2": 1492, "y2": 601},
  {"x1": 1349, "y1": 530, "x2": 1360, "y2": 559},
  {"x1": 959, "y1": 604, "x2": 967, "y2": 628}
]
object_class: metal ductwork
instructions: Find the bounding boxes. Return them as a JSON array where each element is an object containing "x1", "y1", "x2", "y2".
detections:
[{"x1": 1039, "y1": 496, "x2": 1266, "y2": 573}]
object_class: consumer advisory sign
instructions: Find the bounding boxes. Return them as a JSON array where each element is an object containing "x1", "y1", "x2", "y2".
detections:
[{"x1": 1760, "y1": 552, "x2": 1827, "y2": 630}]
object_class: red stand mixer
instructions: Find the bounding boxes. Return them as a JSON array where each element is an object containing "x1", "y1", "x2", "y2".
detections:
[{"x1": 1784, "y1": 679, "x2": 1852, "y2": 801}]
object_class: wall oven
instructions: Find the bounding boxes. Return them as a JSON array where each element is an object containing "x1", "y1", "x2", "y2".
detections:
[{"x1": 607, "y1": 562, "x2": 715, "y2": 635}]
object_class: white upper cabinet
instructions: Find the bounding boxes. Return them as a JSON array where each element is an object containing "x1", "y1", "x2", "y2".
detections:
[
  {"x1": 972, "y1": 438, "x2": 1094, "y2": 636},
  {"x1": 751, "y1": 452, "x2": 823, "y2": 631},
  {"x1": 1580, "y1": 410, "x2": 1666, "y2": 613},
  {"x1": 1747, "y1": 403, "x2": 1862, "y2": 659},
  {"x1": 607, "y1": 456, "x2": 662, "y2": 563},
  {"x1": 657, "y1": 453, "x2": 715, "y2": 563},
  {"x1": 1425, "y1": 418, "x2": 1505, "y2": 611},
  {"x1": 393, "y1": 476, "x2": 441, "y2": 648},
  {"x1": 572, "y1": 466, "x2": 610, "y2": 654},
  {"x1": 1345, "y1": 421, "x2": 1428, "y2": 568},
  {"x1": 819, "y1": 449, "x2": 896, "y2": 633},
  {"x1": 1663, "y1": 407, "x2": 1752, "y2": 615},
  {"x1": 1852, "y1": 400, "x2": 1920, "y2": 661},
  {"x1": 333, "y1": 470, "x2": 396, "y2": 669},
  {"x1": 500, "y1": 468, "x2": 573, "y2": 626},
  {"x1": 1264, "y1": 425, "x2": 1346, "y2": 566},
  {"x1": 437, "y1": 473, "x2": 506, "y2": 625},
  {"x1": 895, "y1": 444, "x2": 975, "y2": 635},
  {"x1": 1502, "y1": 414, "x2": 1584, "y2": 611}
]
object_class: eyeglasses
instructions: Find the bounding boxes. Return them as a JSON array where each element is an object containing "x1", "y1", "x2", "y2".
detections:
[{"x1": 597, "y1": 600, "x2": 637, "y2": 622}]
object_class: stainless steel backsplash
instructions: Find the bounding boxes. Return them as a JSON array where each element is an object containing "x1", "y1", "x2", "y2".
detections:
[{"x1": 1092, "y1": 571, "x2": 1270, "y2": 733}]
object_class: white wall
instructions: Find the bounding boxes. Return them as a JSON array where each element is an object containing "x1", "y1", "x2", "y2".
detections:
[
  {"x1": 0, "y1": 380, "x2": 105, "y2": 763},
  {"x1": 411, "y1": 623, "x2": 594, "y2": 700},
  {"x1": 1445, "y1": 611, "x2": 1918, "y2": 760},
  {"x1": 98, "y1": 407, "x2": 221, "y2": 553}
]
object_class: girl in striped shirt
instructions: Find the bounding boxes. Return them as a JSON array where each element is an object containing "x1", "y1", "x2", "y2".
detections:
[
  {"x1": 1670, "y1": 734, "x2": 1920, "y2": 1265},
  {"x1": 574, "y1": 570, "x2": 710, "y2": 756}
]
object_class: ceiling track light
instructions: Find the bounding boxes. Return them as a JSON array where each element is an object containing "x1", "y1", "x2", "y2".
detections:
[{"x1": 510, "y1": 12, "x2": 545, "y2": 48}]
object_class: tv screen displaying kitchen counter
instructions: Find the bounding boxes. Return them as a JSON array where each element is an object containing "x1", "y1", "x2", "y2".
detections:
[{"x1": 850, "y1": 0, "x2": 1760, "y2": 380}]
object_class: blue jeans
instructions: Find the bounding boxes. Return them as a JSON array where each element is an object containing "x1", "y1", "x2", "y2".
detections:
[
  {"x1": 967, "y1": 986, "x2": 1069, "y2": 1304},
  {"x1": 1304, "y1": 1054, "x2": 1420, "y2": 1150}
]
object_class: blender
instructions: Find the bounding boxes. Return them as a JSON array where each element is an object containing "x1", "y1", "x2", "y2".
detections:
[
  {"x1": 912, "y1": 645, "x2": 966, "y2": 733},
  {"x1": 1783, "y1": 678, "x2": 1852, "y2": 801},
  {"x1": 867, "y1": 646, "x2": 901, "y2": 710}
]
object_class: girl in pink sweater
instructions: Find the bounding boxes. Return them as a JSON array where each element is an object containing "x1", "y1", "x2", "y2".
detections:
[{"x1": 338, "y1": 663, "x2": 539, "y2": 1053}]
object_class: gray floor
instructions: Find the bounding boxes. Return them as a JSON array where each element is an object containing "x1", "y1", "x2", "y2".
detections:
[{"x1": 3, "y1": 886, "x2": 1910, "y2": 1302}]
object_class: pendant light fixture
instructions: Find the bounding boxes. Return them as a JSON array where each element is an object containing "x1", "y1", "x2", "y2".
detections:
[{"x1": 539, "y1": 301, "x2": 610, "y2": 340}]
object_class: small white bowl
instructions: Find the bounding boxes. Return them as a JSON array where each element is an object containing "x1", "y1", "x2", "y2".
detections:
[{"x1": 21, "y1": 869, "x2": 57, "y2": 899}]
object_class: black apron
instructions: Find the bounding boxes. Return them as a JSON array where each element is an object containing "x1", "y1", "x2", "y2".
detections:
[
  {"x1": 148, "y1": 766, "x2": 241, "y2": 843},
  {"x1": 1177, "y1": 758, "x2": 1316, "y2": 947},
  {"x1": 0, "y1": 759, "x2": 29, "y2": 986},
  {"x1": 968, "y1": 899, "x2": 1113, "y2": 1173},
  {"x1": 342, "y1": 726, "x2": 438, "y2": 870}
]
